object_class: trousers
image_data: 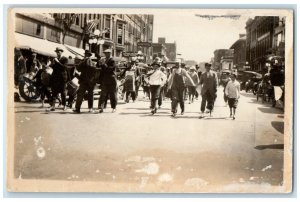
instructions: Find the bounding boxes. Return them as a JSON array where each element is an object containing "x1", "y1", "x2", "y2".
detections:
[
  {"x1": 171, "y1": 86, "x2": 185, "y2": 113},
  {"x1": 150, "y1": 85, "x2": 161, "y2": 109},
  {"x1": 51, "y1": 83, "x2": 66, "y2": 107},
  {"x1": 75, "y1": 82, "x2": 95, "y2": 110},
  {"x1": 201, "y1": 90, "x2": 215, "y2": 112},
  {"x1": 99, "y1": 84, "x2": 118, "y2": 109}
]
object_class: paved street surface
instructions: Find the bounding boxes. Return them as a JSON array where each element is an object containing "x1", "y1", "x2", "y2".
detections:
[{"x1": 14, "y1": 87, "x2": 284, "y2": 192}]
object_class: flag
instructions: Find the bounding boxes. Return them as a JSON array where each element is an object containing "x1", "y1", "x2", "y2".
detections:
[{"x1": 85, "y1": 20, "x2": 98, "y2": 33}]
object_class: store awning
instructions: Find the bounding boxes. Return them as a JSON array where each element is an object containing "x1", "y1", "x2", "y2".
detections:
[{"x1": 14, "y1": 33, "x2": 76, "y2": 58}]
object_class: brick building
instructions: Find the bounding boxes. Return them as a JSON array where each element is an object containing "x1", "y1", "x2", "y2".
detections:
[
  {"x1": 14, "y1": 13, "x2": 154, "y2": 62},
  {"x1": 230, "y1": 34, "x2": 246, "y2": 71},
  {"x1": 152, "y1": 37, "x2": 177, "y2": 62},
  {"x1": 245, "y1": 16, "x2": 285, "y2": 73},
  {"x1": 213, "y1": 49, "x2": 234, "y2": 71}
]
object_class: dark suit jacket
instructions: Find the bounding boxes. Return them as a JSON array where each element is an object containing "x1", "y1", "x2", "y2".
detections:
[
  {"x1": 200, "y1": 70, "x2": 218, "y2": 96},
  {"x1": 77, "y1": 58, "x2": 98, "y2": 85},
  {"x1": 101, "y1": 57, "x2": 117, "y2": 86},
  {"x1": 51, "y1": 57, "x2": 68, "y2": 84}
]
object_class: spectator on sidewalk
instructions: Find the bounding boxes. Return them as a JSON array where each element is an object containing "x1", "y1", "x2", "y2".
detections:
[{"x1": 14, "y1": 49, "x2": 27, "y2": 87}]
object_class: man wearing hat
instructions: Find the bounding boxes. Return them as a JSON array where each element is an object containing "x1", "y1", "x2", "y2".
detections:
[
  {"x1": 48, "y1": 47, "x2": 68, "y2": 111},
  {"x1": 14, "y1": 49, "x2": 27, "y2": 87},
  {"x1": 73, "y1": 50, "x2": 98, "y2": 113},
  {"x1": 98, "y1": 49, "x2": 118, "y2": 113},
  {"x1": 145, "y1": 62, "x2": 167, "y2": 114},
  {"x1": 186, "y1": 66, "x2": 200, "y2": 104},
  {"x1": 28, "y1": 52, "x2": 41, "y2": 74},
  {"x1": 199, "y1": 63, "x2": 218, "y2": 117}
]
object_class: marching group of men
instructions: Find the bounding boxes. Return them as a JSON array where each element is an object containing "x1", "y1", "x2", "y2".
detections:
[{"x1": 15, "y1": 47, "x2": 234, "y2": 118}]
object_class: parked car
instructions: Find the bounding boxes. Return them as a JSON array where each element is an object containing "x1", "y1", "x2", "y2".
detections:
[
  {"x1": 219, "y1": 70, "x2": 231, "y2": 87},
  {"x1": 239, "y1": 71, "x2": 262, "y2": 91}
]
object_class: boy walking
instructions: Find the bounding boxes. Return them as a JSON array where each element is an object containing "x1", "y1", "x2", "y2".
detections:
[{"x1": 225, "y1": 73, "x2": 240, "y2": 120}]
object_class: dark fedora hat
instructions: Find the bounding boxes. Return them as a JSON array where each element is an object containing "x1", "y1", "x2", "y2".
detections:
[
  {"x1": 54, "y1": 47, "x2": 64, "y2": 53},
  {"x1": 205, "y1": 62, "x2": 212, "y2": 67},
  {"x1": 84, "y1": 49, "x2": 92, "y2": 56}
]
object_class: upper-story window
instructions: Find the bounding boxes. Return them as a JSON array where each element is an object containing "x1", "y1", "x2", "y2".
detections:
[
  {"x1": 104, "y1": 15, "x2": 111, "y2": 39},
  {"x1": 15, "y1": 15, "x2": 44, "y2": 38},
  {"x1": 75, "y1": 16, "x2": 80, "y2": 26},
  {"x1": 117, "y1": 23, "x2": 123, "y2": 45}
]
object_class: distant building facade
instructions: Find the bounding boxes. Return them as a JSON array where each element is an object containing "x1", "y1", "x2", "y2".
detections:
[
  {"x1": 245, "y1": 16, "x2": 285, "y2": 73},
  {"x1": 15, "y1": 13, "x2": 154, "y2": 62},
  {"x1": 213, "y1": 49, "x2": 234, "y2": 71},
  {"x1": 152, "y1": 37, "x2": 177, "y2": 62},
  {"x1": 230, "y1": 34, "x2": 246, "y2": 71},
  {"x1": 185, "y1": 60, "x2": 197, "y2": 67}
]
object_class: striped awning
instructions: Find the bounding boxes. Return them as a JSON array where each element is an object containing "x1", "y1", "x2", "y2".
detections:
[{"x1": 15, "y1": 33, "x2": 76, "y2": 58}]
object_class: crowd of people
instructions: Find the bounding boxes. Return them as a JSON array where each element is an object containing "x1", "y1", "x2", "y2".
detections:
[{"x1": 14, "y1": 47, "x2": 247, "y2": 119}]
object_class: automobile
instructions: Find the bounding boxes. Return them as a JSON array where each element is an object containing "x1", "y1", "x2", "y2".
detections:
[
  {"x1": 163, "y1": 61, "x2": 177, "y2": 69},
  {"x1": 239, "y1": 70, "x2": 262, "y2": 91},
  {"x1": 219, "y1": 70, "x2": 231, "y2": 87}
]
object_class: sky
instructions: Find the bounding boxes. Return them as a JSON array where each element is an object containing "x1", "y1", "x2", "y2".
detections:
[{"x1": 152, "y1": 12, "x2": 249, "y2": 63}]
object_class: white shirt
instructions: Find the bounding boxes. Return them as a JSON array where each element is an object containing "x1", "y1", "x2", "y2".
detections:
[
  {"x1": 148, "y1": 70, "x2": 167, "y2": 86},
  {"x1": 225, "y1": 80, "x2": 240, "y2": 99}
]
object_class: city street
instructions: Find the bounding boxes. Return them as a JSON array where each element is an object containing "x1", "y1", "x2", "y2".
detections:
[{"x1": 13, "y1": 86, "x2": 284, "y2": 192}]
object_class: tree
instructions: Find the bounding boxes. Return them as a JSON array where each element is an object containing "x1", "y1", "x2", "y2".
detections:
[{"x1": 53, "y1": 13, "x2": 78, "y2": 44}]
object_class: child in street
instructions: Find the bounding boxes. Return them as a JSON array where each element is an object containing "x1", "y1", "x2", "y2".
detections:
[{"x1": 225, "y1": 73, "x2": 240, "y2": 120}]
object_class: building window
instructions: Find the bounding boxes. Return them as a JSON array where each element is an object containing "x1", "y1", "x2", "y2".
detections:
[
  {"x1": 15, "y1": 16, "x2": 44, "y2": 38},
  {"x1": 104, "y1": 15, "x2": 111, "y2": 39},
  {"x1": 117, "y1": 23, "x2": 123, "y2": 45},
  {"x1": 75, "y1": 16, "x2": 80, "y2": 26},
  {"x1": 46, "y1": 26, "x2": 60, "y2": 42},
  {"x1": 36, "y1": 24, "x2": 41, "y2": 35}
]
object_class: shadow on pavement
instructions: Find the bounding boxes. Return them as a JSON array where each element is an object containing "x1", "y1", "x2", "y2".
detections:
[
  {"x1": 254, "y1": 144, "x2": 284, "y2": 150},
  {"x1": 271, "y1": 121, "x2": 284, "y2": 134},
  {"x1": 203, "y1": 116, "x2": 229, "y2": 120},
  {"x1": 240, "y1": 92, "x2": 256, "y2": 98},
  {"x1": 15, "y1": 110, "x2": 44, "y2": 113},
  {"x1": 258, "y1": 107, "x2": 283, "y2": 114},
  {"x1": 15, "y1": 105, "x2": 43, "y2": 109},
  {"x1": 124, "y1": 107, "x2": 170, "y2": 111}
]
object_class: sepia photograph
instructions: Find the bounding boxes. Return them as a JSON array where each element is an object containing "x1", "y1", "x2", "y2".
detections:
[{"x1": 6, "y1": 7, "x2": 294, "y2": 193}]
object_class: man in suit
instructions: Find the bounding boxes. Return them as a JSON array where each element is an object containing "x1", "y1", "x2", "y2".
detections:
[
  {"x1": 98, "y1": 49, "x2": 118, "y2": 113},
  {"x1": 49, "y1": 47, "x2": 68, "y2": 111},
  {"x1": 73, "y1": 50, "x2": 98, "y2": 113},
  {"x1": 199, "y1": 63, "x2": 218, "y2": 117}
]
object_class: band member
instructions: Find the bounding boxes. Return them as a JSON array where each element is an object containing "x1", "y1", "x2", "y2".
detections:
[
  {"x1": 98, "y1": 49, "x2": 118, "y2": 113},
  {"x1": 168, "y1": 61, "x2": 195, "y2": 117},
  {"x1": 186, "y1": 66, "x2": 199, "y2": 104},
  {"x1": 123, "y1": 64, "x2": 136, "y2": 103},
  {"x1": 145, "y1": 63, "x2": 167, "y2": 114},
  {"x1": 73, "y1": 50, "x2": 98, "y2": 113},
  {"x1": 199, "y1": 63, "x2": 218, "y2": 117},
  {"x1": 33, "y1": 58, "x2": 52, "y2": 108},
  {"x1": 48, "y1": 47, "x2": 68, "y2": 112}
]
